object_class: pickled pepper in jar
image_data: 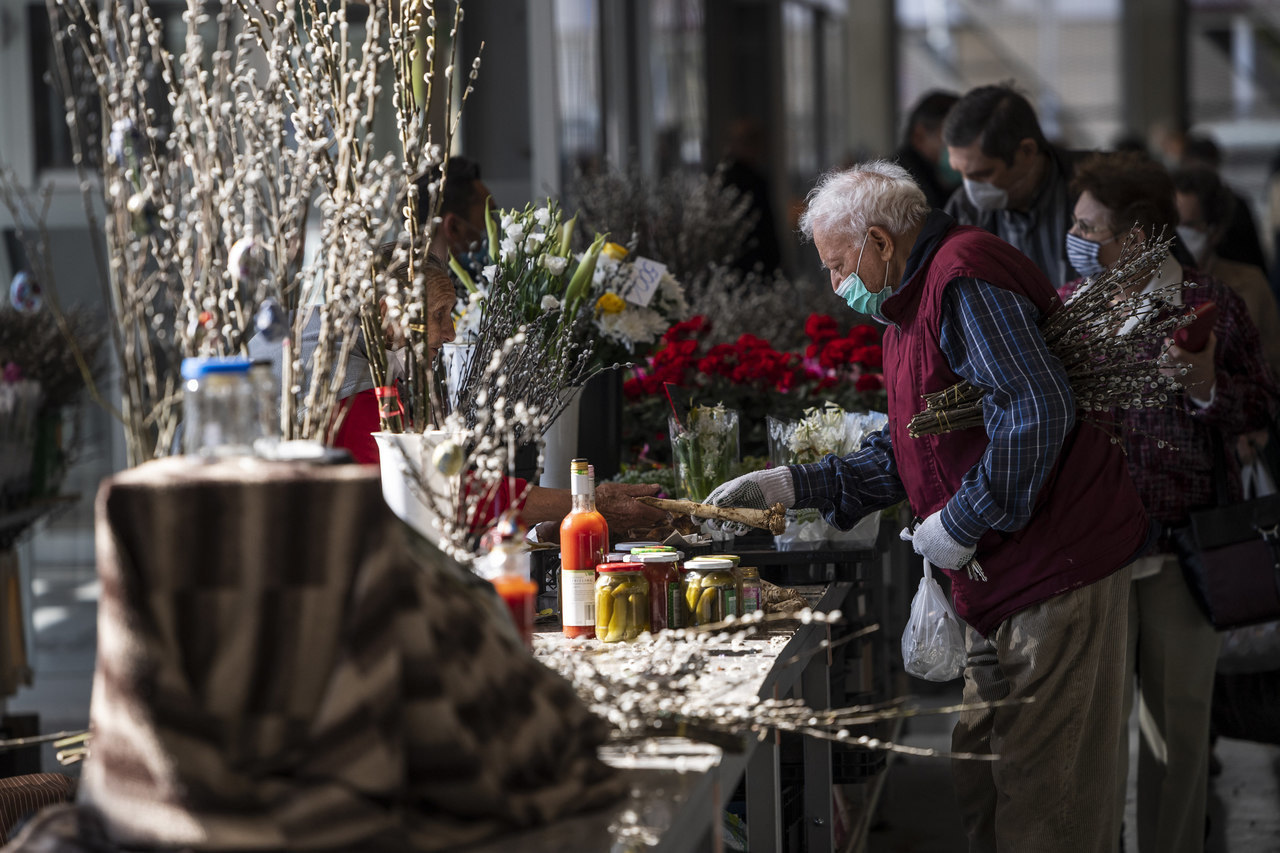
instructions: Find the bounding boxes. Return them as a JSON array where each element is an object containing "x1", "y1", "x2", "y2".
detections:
[
  {"x1": 595, "y1": 563, "x2": 651, "y2": 642},
  {"x1": 681, "y1": 557, "x2": 739, "y2": 626}
]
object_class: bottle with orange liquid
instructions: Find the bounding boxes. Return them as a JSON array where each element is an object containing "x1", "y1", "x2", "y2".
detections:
[
  {"x1": 560, "y1": 458, "x2": 608, "y2": 638},
  {"x1": 477, "y1": 511, "x2": 537, "y2": 649}
]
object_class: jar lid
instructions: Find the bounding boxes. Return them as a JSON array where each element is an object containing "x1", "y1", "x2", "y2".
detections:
[
  {"x1": 616, "y1": 541, "x2": 661, "y2": 552},
  {"x1": 181, "y1": 356, "x2": 254, "y2": 379},
  {"x1": 716, "y1": 554, "x2": 742, "y2": 565},
  {"x1": 626, "y1": 552, "x2": 681, "y2": 563},
  {"x1": 684, "y1": 557, "x2": 733, "y2": 570},
  {"x1": 630, "y1": 546, "x2": 676, "y2": 554},
  {"x1": 604, "y1": 552, "x2": 628, "y2": 563},
  {"x1": 596, "y1": 562, "x2": 639, "y2": 573}
]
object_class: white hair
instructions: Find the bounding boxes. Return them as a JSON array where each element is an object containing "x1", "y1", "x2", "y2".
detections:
[{"x1": 799, "y1": 160, "x2": 930, "y2": 243}]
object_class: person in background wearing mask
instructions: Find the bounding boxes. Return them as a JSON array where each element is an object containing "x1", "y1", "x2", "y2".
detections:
[
  {"x1": 943, "y1": 84, "x2": 1082, "y2": 286},
  {"x1": 896, "y1": 90, "x2": 961, "y2": 209},
  {"x1": 1060, "y1": 152, "x2": 1277, "y2": 853},
  {"x1": 1180, "y1": 134, "x2": 1268, "y2": 273},
  {"x1": 704, "y1": 160, "x2": 1150, "y2": 853},
  {"x1": 1173, "y1": 165, "x2": 1280, "y2": 380}
]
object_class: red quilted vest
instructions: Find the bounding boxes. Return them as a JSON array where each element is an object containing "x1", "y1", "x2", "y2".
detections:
[{"x1": 881, "y1": 224, "x2": 1148, "y2": 636}]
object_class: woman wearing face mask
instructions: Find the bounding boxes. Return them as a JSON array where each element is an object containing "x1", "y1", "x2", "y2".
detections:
[{"x1": 1059, "y1": 151, "x2": 1278, "y2": 853}]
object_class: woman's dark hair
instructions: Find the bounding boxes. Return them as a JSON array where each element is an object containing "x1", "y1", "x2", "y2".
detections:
[
  {"x1": 1070, "y1": 151, "x2": 1178, "y2": 238},
  {"x1": 1170, "y1": 165, "x2": 1236, "y2": 231},
  {"x1": 942, "y1": 84, "x2": 1049, "y2": 165}
]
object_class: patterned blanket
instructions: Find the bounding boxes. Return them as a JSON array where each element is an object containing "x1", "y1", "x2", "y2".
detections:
[{"x1": 7, "y1": 458, "x2": 621, "y2": 851}]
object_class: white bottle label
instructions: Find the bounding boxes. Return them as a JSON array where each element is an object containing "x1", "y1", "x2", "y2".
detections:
[{"x1": 562, "y1": 569, "x2": 597, "y2": 628}]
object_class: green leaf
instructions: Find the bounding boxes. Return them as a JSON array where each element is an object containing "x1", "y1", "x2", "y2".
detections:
[{"x1": 448, "y1": 252, "x2": 478, "y2": 294}]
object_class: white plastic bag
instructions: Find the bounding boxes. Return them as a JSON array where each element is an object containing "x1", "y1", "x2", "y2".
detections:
[{"x1": 901, "y1": 559, "x2": 967, "y2": 681}]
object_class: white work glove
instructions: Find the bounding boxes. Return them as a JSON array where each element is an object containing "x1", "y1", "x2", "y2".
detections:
[
  {"x1": 901, "y1": 511, "x2": 975, "y2": 571},
  {"x1": 702, "y1": 468, "x2": 796, "y2": 535}
]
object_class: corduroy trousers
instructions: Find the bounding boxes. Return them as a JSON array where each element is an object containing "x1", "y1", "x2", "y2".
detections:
[{"x1": 952, "y1": 565, "x2": 1132, "y2": 853}]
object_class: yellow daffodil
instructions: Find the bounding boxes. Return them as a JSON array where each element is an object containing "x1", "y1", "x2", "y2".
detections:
[{"x1": 595, "y1": 291, "x2": 627, "y2": 314}]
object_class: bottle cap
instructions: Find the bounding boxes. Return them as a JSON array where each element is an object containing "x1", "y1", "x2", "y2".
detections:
[
  {"x1": 181, "y1": 356, "x2": 254, "y2": 379},
  {"x1": 684, "y1": 557, "x2": 734, "y2": 570},
  {"x1": 626, "y1": 552, "x2": 681, "y2": 563}
]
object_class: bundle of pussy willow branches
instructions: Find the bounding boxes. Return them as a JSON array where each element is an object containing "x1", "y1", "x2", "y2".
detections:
[
  {"x1": 538, "y1": 612, "x2": 1013, "y2": 761},
  {"x1": 909, "y1": 234, "x2": 1192, "y2": 438}
]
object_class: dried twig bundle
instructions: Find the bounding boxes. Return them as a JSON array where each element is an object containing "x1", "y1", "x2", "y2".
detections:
[
  {"x1": 537, "y1": 612, "x2": 1018, "y2": 761},
  {"x1": 47, "y1": 0, "x2": 478, "y2": 462},
  {"x1": 380, "y1": 332, "x2": 554, "y2": 563},
  {"x1": 909, "y1": 234, "x2": 1192, "y2": 438}
]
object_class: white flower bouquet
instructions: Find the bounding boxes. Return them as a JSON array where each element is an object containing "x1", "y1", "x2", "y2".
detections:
[
  {"x1": 767, "y1": 403, "x2": 888, "y2": 551},
  {"x1": 445, "y1": 201, "x2": 607, "y2": 440},
  {"x1": 588, "y1": 243, "x2": 688, "y2": 367}
]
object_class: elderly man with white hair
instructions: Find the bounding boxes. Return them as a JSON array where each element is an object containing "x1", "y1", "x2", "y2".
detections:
[{"x1": 706, "y1": 161, "x2": 1151, "y2": 852}]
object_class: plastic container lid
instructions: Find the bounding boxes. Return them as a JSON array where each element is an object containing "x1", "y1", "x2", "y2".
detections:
[
  {"x1": 683, "y1": 557, "x2": 734, "y2": 570},
  {"x1": 616, "y1": 541, "x2": 661, "y2": 552},
  {"x1": 181, "y1": 356, "x2": 254, "y2": 379},
  {"x1": 597, "y1": 562, "x2": 640, "y2": 573},
  {"x1": 626, "y1": 551, "x2": 684, "y2": 563}
]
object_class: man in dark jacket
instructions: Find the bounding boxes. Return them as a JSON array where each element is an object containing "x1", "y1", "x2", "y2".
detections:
[
  {"x1": 943, "y1": 84, "x2": 1080, "y2": 287},
  {"x1": 705, "y1": 160, "x2": 1149, "y2": 852}
]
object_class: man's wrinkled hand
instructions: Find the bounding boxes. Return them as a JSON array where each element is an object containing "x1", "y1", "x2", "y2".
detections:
[{"x1": 595, "y1": 482, "x2": 668, "y2": 534}]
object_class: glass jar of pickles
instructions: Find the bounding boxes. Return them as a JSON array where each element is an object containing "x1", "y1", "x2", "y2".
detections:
[
  {"x1": 626, "y1": 550, "x2": 684, "y2": 631},
  {"x1": 682, "y1": 558, "x2": 739, "y2": 626},
  {"x1": 595, "y1": 563, "x2": 651, "y2": 642},
  {"x1": 718, "y1": 554, "x2": 745, "y2": 616},
  {"x1": 739, "y1": 566, "x2": 763, "y2": 615}
]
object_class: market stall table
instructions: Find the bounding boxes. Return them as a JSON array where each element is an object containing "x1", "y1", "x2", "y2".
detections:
[{"x1": 462, "y1": 572, "x2": 887, "y2": 853}]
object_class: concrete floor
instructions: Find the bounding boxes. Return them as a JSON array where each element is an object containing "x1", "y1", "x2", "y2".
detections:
[{"x1": 866, "y1": 688, "x2": 1280, "y2": 853}]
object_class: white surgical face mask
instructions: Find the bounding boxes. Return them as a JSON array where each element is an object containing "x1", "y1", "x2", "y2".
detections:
[
  {"x1": 1177, "y1": 226, "x2": 1210, "y2": 266},
  {"x1": 963, "y1": 178, "x2": 1009, "y2": 212}
]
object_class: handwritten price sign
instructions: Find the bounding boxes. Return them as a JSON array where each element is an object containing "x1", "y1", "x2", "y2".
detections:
[{"x1": 620, "y1": 256, "x2": 667, "y2": 307}]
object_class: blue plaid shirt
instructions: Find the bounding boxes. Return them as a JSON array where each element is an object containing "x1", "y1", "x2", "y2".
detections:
[{"x1": 791, "y1": 277, "x2": 1075, "y2": 546}]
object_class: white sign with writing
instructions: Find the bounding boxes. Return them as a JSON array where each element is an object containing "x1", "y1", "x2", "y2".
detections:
[{"x1": 620, "y1": 256, "x2": 667, "y2": 307}]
